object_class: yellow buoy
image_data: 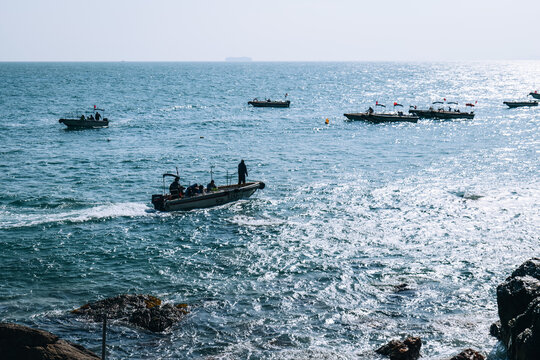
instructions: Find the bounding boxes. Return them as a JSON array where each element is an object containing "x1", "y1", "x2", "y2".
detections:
[{"x1": 325, "y1": 118, "x2": 329, "y2": 124}]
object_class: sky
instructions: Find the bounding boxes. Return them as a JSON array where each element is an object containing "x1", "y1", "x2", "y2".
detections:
[{"x1": 0, "y1": 0, "x2": 539, "y2": 61}]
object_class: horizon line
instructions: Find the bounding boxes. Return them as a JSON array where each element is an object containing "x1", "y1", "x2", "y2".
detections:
[{"x1": 1, "y1": 59, "x2": 539, "y2": 63}]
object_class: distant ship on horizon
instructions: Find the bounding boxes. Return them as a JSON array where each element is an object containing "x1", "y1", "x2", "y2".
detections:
[{"x1": 225, "y1": 57, "x2": 252, "y2": 62}]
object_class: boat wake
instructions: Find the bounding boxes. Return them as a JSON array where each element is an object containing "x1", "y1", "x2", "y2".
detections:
[{"x1": 0, "y1": 202, "x2": 152, "y2": 229}]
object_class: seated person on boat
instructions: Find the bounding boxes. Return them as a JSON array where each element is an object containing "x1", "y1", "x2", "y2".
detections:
[
  {"x1": 207, "y1": 180, "x2": 217, "y2": 192},
  {"x1": 185, "y1": 183, "x2": 200, "y2": 197}
]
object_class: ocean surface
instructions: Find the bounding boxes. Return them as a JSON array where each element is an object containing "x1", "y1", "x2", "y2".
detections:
[{"x1": 0, "y1": 62, "x2": 538, "y2": 359}]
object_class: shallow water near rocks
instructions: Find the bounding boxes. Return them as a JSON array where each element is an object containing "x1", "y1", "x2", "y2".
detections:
[{"x1": 0, "y1": 61, "x2": 538, "y2": 359}]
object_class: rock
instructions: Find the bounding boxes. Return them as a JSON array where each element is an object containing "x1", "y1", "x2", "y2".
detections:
[
  {"x1": 72, "y1": 294, "x2": 188, "y2": 332},
  {"x1": 492, "y1": 258, "x2": 540, "y2": 360},
  {"x1": 0, "y1": 322, "x2": 99, "y2": 360},
  {"x1": 375, "y1": 336, "x2": 421, "y2": 360},
  {"x1": 393, "y1": 283, "x2": 413, "y2": 293},
  {"x1": 489, "y1": 320, "x2": 501, "y2": 339},
  {"x1": 446, "y1": 348, "x2": 485, "y2": 360}
]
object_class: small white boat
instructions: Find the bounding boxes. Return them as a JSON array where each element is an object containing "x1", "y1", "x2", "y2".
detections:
[{"x1": 152, "y1": 174, "x2": 265, "y2": 211}]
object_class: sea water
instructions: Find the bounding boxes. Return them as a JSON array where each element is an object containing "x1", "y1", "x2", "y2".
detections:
[{"x1": 0, "y1": 62, "x2": 538, "y2": 359}]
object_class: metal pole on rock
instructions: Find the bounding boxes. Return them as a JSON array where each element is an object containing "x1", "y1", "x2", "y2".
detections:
[{"x1": 101, "y1": 314, "x2": 107, "y2": 360}]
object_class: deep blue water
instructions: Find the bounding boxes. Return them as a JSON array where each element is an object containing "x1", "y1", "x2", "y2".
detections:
[{"x1": 0, "y1": 62, "x2": 538, "y2": 359}]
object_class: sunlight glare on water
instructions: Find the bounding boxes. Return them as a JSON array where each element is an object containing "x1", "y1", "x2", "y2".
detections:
[{"x1": 0, "y1": 61, "x2": 538, "y2": 359}]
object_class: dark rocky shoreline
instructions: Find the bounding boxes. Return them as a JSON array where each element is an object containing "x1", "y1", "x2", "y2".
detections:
[
  {"x1": 375, "y1": 257, "x2": 539, "y2": 360},
  {"x1": 2, "y1": 260, "x2": 538, "y2": 359},
  {"x1": 490, "y1": 257, "x2": 540, "y2": 360},
  {"x1": 0, "y1": 322, "x2": 100, "y2": 359}
]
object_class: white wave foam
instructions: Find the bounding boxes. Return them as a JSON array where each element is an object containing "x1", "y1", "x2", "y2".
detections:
[{"x1": 0, "y1": 202, "x2": 151, "y2": 229}]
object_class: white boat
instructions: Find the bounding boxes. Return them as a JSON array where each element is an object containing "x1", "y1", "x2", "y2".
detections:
[{"x1": 151, "y1": 174, "x2": 265, "y2": 211}]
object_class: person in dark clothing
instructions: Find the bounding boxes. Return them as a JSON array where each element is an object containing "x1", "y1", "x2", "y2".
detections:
[
  {"x1": 169, "y1": 177, "x2": 181, "y2": 198},
  {"x1": 198, "y1": 185, "x2": 204, "y2": 194},
  {"x1": 95, "y1": 112, "x2": 101, "y2": 121},
  {"x1": 238, "y1": 160, "x2": 248, "y2": 185},
  {"x1": 368, "y1": 107, "x2": 374, "y2": 114},
  {"x1": 207, "y1": 179, "x2": 217, "y2": 192},
  {"x1": 185, "y1": 184, "x2": 198, "y2": 197}
]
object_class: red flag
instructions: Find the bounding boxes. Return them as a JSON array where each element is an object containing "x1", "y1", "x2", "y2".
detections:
[
  {"x1": 94, "y1": 105, "x2": 96, "y2": 109},
  {"x1": 443, "y1": 98, "x2": 446, "y2": 102},
  {"x1": 376, "y1": 101, "x2": 378, "y2": 105}
]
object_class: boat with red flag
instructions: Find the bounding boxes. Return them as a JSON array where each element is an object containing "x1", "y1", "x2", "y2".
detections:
[
  {"x1": 344, "y1": 102, "x2": 418, "y2": 123},
  {"x1": 409, "y1": 100, "x2": 475, "y2": 119},
  {"x1": 529, "y1": 91, "x2": 540, "y2": 100},
  {"x1": 59, "y1": 106, "x2": 109, "y2": 129}
]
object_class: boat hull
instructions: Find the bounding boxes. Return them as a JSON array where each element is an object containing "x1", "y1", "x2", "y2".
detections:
[
  {"x1": 409, "y1": 109, "x2": 474, "y2": 119},
  {"x1": 59, "y1": 118, "x2": 109, "y2": 128},
  {"x1": 503, "y1": 101, "x2": 538, "y2": 108},
  {"x1": 248, "y1": 101, "x2": 290, "y2": 108},
  {"x1": 152, "y1": 181, "x2": 265, "y2": 211},
  {"x1": 344, "y1": 113, "x2": 418, "y2": 123},
  {"x1": 529, "y1": 92, "x2": 540, "y2": 100}
]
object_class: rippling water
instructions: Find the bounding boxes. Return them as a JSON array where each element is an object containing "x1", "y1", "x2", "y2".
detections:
[{"x1": 0, "y1": 62, "x2": 538, "y2": 359}]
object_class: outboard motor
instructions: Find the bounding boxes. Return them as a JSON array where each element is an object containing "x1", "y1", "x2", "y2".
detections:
[{"x1": 151, "y1": 194, "x2": 166, "y2": 211}]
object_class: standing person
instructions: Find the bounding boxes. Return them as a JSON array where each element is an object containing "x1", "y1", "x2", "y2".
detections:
[{"x1": 238, "y1": 160, "x2": 248, "y2": 185}]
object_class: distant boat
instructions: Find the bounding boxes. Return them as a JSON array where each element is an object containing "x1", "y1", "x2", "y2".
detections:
[
  {"x1": 152, "y1": 174, "x2": 265, "y2": 211},
  {"x1": 345, "y1": 102, "x2": 418, "y2": 123},
  {"x1": 503, "y1": 101, "x2": 538, "y2": 108},
  {"x1": 409, "y1": 109, "x2": 474, "y2": 119},
  {"x1": 248, "y1": 99, "x2": 290, "y2": 108},
  {"x1": 343, "y1": 112, "x2": 419, "y2": 124},
  {"x1": 344, "y1": 112, "x2": 418, "y2": 123},
  {"x1": 409, "y1": 101, "x2": 474, "y2": 119},
  {"x1": 529, "y1": 92, "x2": 540, "y2": 100},
  {"x1": 59, "y1": 107, "x2": 108, "y2": 129}
]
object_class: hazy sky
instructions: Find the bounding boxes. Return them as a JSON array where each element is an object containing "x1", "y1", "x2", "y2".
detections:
[{"x1": 1, "y1": 0, "x2": 539, "y2": 61}]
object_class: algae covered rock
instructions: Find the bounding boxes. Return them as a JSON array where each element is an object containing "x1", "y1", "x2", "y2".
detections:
[
  {"x1": 72, "y1": 294, "x2": 188, "y2": 332},
  {"x1": 445, "y1": 348, "x2": 485, "y2": 360},
  {"x1": 0, "y1": 322, "x2": 100, "y2": 360},
  {"x1": 375, "y1": 336, "x2": 421, "y2": 360}
]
